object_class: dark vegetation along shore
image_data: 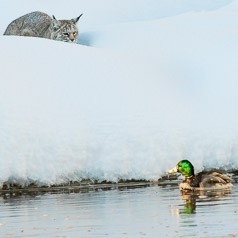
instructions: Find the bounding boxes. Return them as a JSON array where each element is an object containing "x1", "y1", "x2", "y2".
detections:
[
  {"x1": 0, "y1": 174, "x2": 180, "y2": 196},
  {"x1": 1, "y1": 169, "x2": 238, "y2": 196}
]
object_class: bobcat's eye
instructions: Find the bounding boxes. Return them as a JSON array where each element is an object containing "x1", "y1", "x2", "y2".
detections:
[
  {"x1": 73, "y1": 32, "x2": 77, "y2": 36},
  {"x1": 63, "y1": 33, "x2": 69, "y2": 36}
]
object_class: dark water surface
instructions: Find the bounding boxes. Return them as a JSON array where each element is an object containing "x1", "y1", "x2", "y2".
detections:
[{"x1": 0, "y1": 184, "x2": 237, "y2": 238}]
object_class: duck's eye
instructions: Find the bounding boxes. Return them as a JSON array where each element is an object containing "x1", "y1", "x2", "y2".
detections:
[{"x1": 63, "y1": 33, "x2": 69, "y2": 36}]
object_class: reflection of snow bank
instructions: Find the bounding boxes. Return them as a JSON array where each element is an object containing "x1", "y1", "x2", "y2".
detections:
[{"x1": 0, "y1": 0, "x2": 238, "y2": 186}]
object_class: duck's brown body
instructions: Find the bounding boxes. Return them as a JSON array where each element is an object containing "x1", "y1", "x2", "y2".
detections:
[
  {"x1": 179, "y1": 171, "x2": 233, "y2": 191},
  {"x1": 168, "y1": 160, "x2": 233, "y2": 191}
]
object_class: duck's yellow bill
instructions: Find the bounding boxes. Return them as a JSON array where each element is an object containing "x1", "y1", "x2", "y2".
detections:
[{"x1": 167, "y1": 167, "x2": 177, "y2": 174}]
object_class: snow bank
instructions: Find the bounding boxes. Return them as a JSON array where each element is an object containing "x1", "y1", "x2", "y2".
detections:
[{"x1": 0, "y1": 0, "x2": 238, "y2": 186}]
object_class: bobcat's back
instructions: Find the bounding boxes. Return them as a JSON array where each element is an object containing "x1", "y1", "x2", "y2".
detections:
[
  {"x1": 4, "y1": 12, "x2": 52, "y2": 37},
  {"x1": 4, "y1": 11, "x2": 83, "y2": 43}
]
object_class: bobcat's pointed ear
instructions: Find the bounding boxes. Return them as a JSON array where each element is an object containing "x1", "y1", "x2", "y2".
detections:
[
  {"x1": 71, "y1": 13, "x2": 83, "y2": 24},
  {"x1": 51, "y1": 15, "x2": 60, "y2": 30}
]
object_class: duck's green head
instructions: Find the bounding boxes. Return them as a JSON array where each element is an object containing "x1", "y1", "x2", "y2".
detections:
[{"x1": 168, "y1": 160, "x2": 195, "y2": 177}]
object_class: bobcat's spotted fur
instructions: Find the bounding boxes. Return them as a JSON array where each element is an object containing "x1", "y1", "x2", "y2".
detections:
[{"x1": 4, "y1": 11, "x2": 83, "y2": 43}]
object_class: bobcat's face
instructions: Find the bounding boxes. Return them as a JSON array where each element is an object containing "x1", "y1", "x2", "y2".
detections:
[{"x1": 50, "y1": 15, "x2": 82, "y2": 43}]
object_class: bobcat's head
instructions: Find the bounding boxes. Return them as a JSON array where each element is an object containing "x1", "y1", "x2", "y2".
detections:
[{"x1": 50, "y1": 14, "x2": 83, "y2": 43}]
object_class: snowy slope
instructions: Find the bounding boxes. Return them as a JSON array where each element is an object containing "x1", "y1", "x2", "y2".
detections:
[{"x1": 0, "y1": 0, "x2": 237, "y2": 186}]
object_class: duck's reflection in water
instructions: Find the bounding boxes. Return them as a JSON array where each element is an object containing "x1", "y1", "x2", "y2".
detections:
[{"x1": 178, "y1": 189, "x2": 233, "y2": 215}]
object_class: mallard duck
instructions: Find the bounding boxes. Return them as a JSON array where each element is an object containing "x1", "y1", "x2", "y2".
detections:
[{"x1": 168, "y1": 160, "x2": 233, "y2": 191}]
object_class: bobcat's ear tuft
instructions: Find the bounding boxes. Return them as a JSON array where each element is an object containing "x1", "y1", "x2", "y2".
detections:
[
  {"x1": 71, "y1": 14, "x2": 83, "y2": 24},
  {"x1": 51, "y1": 16, "x2": 60, "y2": 30}
]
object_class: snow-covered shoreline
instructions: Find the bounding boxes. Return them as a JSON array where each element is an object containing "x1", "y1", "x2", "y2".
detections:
[{"x1": 0, "y1": 0, "x2": 238, "y2": 187}]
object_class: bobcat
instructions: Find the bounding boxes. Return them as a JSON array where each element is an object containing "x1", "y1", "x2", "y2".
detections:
[{"x1": 4, "y1": 11, "x2": 83, "y2": 43}]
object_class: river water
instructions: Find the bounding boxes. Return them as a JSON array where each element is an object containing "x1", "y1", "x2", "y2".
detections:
[{"x1": 0, "y1": 183, "x2": 237, "y2": 238}]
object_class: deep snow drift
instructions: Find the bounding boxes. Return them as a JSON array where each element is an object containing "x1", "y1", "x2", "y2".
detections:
[{"x1": 0, "y1": 0, "x2": 238, "y2": 186}]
